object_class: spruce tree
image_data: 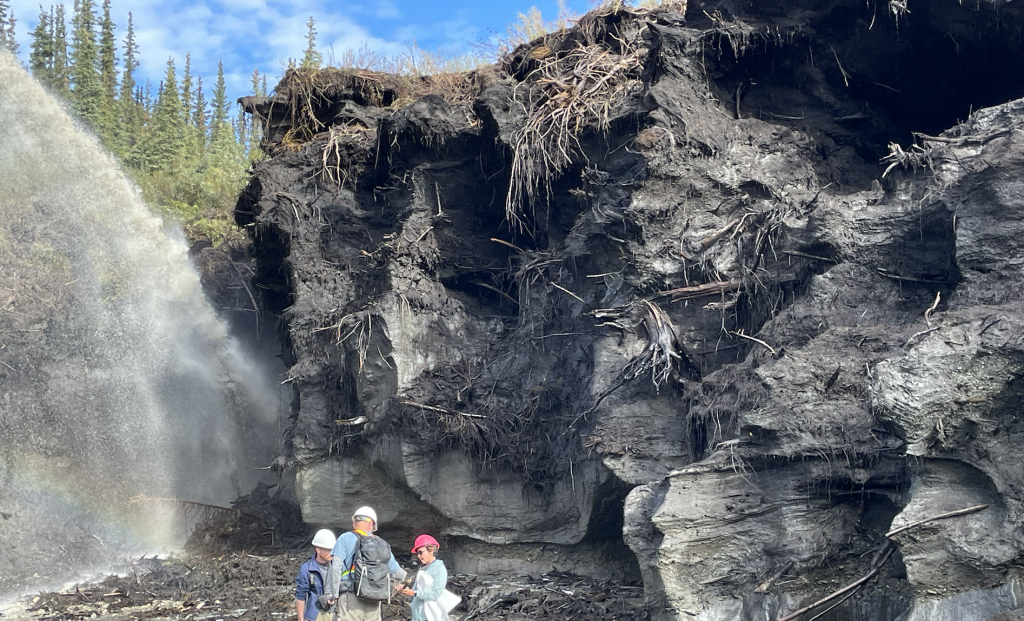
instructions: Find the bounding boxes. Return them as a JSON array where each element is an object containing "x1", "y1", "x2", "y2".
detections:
[
  {"x1": 181, "y1": 53, "x2": 206, "y2": 166},
  {"x1": 52, "y1": 5, "x2": 70, "y2": 96},
  {"x1": 114, "y1": 11, "x2": 140, "y2": 156},
  {"x1": 98, "y1": 0, "x2": 117, "y2": 133},
  {"x1": 250, "y1": 68, "x2": 265, "y2": 97},
  {"x1": 70, "y1": 0, "x2": 103, "y2": 127},
  {"x1": 136, "y1": 58, "x2": 185, "y2": 172},
  {"x1": 209, "y1": 60, "x2": 230, "y2": 146},
  {"x1": 30, "y1": 7, "x2": 54, "y2": 84},
  {"x1": 193, "y1": 74, "x2": 208, "y2": 155},
  {"x1": 235, "y1": 109, "x2": 248, "y2": 156},
  {"x1": 181, "y1": 52, "x2": 193, "y2": 125},
  {"x1": 118, "y1": 12, "x2": 137, "y2": 101},
  {"x1": 0, "y1": 1, "x2": 10, "y2": 54},
  {"x1": 205, "y1": 60, "x2": 245, "y2": 210},
  {"x1": 4, "y1": 11, "x2": 17, "y2": 55},
  {"x1": 302, "y1": 16, "x2": 321, "y2": 69},
  {"x1": 142, "y1": 78, "x2": 152, "y2": 115},
  {"x1": 247, "y1": 69, "x2": 265, "y2": 156},
  {"x1": 0, "y1": 1, "x2": 8, "y2": 53}
]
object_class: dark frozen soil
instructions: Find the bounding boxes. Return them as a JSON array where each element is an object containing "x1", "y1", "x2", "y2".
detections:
[{"x1": 7, "y1": 551, "x2": 646, "y2": 621}]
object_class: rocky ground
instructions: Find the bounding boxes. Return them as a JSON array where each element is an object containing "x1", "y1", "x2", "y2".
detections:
[{"x1": 0, "y1": 550, "x2": 646, "y2": 621}]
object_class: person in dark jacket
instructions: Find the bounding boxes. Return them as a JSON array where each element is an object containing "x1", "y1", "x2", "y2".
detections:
[{"x1": 295, "y1": 529, "x2": 336, "y2": 621}]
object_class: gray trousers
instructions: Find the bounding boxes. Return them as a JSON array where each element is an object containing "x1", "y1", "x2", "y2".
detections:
[{"x1": 333, "y1": 592, "x2": 382, "y2": 621}]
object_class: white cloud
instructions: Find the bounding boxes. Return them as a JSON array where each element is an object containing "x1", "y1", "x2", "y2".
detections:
[
  {"x1": 7, "y1": 0, "x2": 484, "y2": 102},
  {"x1": 372, "y1": 0, "x2": 401, "y2": 20}
]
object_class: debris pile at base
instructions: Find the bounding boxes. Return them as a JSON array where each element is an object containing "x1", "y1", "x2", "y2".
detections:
[{"x1": 12, "y1": 552, "x2": 646, "y2": 621}]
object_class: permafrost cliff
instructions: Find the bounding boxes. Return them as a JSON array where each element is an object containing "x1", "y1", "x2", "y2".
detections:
[{"x1": 237, "y1": 2, "x2": 1024, "y2": 619}]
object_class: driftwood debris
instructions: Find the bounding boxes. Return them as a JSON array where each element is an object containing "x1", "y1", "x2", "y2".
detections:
[
  {"x1": 755, "y1": 561, "x2": 794, "y2": 593},
  {"x1": 773, "y1": 504, "x2": 990, "y2": 621},
  {"x1": 776, "y1": 542, "x2": 896, "y2": 621},
  {"x1": 885, "y1": 503, "x2": 989, "y2": 538}
]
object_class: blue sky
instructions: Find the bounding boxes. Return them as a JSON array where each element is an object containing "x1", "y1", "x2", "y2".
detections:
[{"x1": 8, "y1": 0, "x2": 591, "y2": 110}]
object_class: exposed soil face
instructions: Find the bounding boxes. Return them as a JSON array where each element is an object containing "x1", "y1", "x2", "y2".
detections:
[{"x1": 224, "y1": 2, "x2": 1024, "y2": 620}]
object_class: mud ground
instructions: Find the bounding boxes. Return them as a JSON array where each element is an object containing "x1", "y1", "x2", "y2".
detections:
[{"x1": 2, "y1": 550, "x2": 646, "y2": 621}]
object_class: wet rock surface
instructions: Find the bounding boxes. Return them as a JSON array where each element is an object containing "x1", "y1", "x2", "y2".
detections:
[{"x1": 228, "y1": 1, "x2": 1024, "y2": 620}]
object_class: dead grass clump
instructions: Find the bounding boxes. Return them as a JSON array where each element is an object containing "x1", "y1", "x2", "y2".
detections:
[
  {"x1": 504, "y1": 7, "x2": 651, "y2": 228},
  {"x1": 273, "y1": 67, "x2": 480, "y2": 145}
]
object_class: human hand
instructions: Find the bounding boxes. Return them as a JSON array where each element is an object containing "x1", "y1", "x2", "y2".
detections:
[{"x1": 315, "y1": 595, "x2": 335, "y2": 611}]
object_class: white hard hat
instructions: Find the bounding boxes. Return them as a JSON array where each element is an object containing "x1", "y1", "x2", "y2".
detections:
[
  {"x1": 312, "y1": 529, "x2": 336, "y2": 549},
  {"x1": 352, "y1": 506, "x2": 378, "y2": 532}
]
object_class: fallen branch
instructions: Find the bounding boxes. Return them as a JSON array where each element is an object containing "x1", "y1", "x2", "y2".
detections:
[
  {"x1": 400, "y1": 399, "x2": 487, "y2": 418},
  {"x1": 775, "y1": 503, "x2": 990, "y2": 621},
  {"x1": 904, "y1": 326, "x2": 939, "y2": 348},
  {"x1": 913, "y1": 129, "x2": 1010, "y2": 146},
  {"x1": 877, "y1": 269, "x2": 946, "y2": 285},
  {"x1": 698, "y1": 217, "x2": 742, "y2": 249},
  {"x1": 783, "y1": 250, "x2": 837, "y2": 263},
  {"x1": 334, "y1": 416, "x2": 368, "y2": 426},
  {"x1": 550, "y1": 282, "x2": 586, "y2": 304},
  {"x1": 755, "y1": 561, "x2": 793, "y2": 593},
  {"x1": 730, "y1": 329, "x2": 777, "y2": 355},
  {"x1": 885, "y1": 503, "x2": 989, "y2": 538},
  {"x1": 654, "y1": 279, "x2": 743, "y2": 302},
  {"x1": 490, "y1": 237, "x2": 525, "y2": 254},
  {"x1": 472, "y1": 280, "x2": 520, "y2": 306},
  {"x1": 776, "y1": 542, "x2": 895, "y2": 621}
]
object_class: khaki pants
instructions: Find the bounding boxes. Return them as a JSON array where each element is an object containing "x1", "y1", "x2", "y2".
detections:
[{"x1": 333, "y1": 592, "x2": 382, "y2": 621}]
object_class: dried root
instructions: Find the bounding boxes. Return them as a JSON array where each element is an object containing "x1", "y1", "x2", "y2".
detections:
[
  {"x1": 881, "y1": 141, "x2": 932, "y2": 178},
  {"x1": 623, "y1": 300, "x2": 701, "y2": 390},
  {"x1": 319, "y1": 122, "x2": 370, "y2": 189},
  {"x1": 505, "y1": 19, "x2": 649, "y2": 228}
]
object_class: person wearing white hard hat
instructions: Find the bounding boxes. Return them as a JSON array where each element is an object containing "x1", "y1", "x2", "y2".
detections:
[
  {"x1": 319, "y1": 506, "x2": 408, "y2": 621},
  {"x1": 295, "y1": 529, "x2": 336, "y2": 621}
]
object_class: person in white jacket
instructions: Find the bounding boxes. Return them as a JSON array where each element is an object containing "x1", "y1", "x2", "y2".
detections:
[{"x1": 396, "y1": 534, "x2": 455, "y2": 621}]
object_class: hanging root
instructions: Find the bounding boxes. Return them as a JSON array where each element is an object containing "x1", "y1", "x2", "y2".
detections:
[
  {"x1": 623, "y1": 300, "x2": 701, "y2": 390},
  {"x1": 505, "y1": 19, "x2": 649, "y2": 228},
  {"x1": 881, "y1": 141, "x2": 932, "y2": 178},
  {"x1": 319, "y1": 123, "x2": 369, "y2": 189}
]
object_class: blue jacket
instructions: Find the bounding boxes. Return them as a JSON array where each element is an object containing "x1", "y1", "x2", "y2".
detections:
[
  {"x1": 295, "y1": 555, "x2": 329, "y2": 621},
  {"x1": 325, "y1": 530, "x2": 407, "y2": 598}
]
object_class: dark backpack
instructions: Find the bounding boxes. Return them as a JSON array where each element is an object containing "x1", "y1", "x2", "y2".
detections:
[{"x1": 350, "y1": 532, "x2": 393, "y2": 602}]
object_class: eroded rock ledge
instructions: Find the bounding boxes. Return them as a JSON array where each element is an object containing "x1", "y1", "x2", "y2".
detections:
[{"x1": 238, "y1": 2, "x2": 1024, "y2": 619}]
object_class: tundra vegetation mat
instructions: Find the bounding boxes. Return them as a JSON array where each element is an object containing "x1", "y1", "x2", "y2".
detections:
[{"x1": 4, "y1": 552, "x2": 647, "y2": 620}]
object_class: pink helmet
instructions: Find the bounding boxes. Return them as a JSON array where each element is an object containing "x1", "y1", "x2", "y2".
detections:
[{"x1": 411, "y1": 534, "x2": 440, "y2": 553}]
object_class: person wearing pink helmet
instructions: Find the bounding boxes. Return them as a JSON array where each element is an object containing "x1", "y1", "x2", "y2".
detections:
[{"x1": 396, "y1": 534, "x2": 450, "y2": 621}]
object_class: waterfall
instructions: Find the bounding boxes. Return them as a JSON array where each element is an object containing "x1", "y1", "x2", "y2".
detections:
[{"x1": 0, "y1": 52, "x2": 284, "y2": 598}]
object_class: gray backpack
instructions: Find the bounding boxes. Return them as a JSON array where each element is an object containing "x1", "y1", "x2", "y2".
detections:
[{"x1": 351, "y1": 532, "x2": 393, "y2": 602}]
